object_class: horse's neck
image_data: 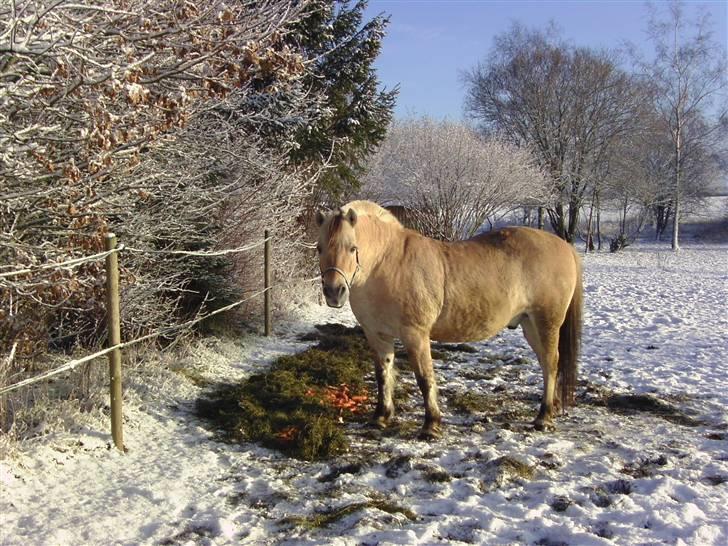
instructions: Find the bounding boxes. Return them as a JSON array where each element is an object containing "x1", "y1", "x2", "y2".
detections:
[{"x1": 357, "y1": 216, "x2": 399, "y2": 276}]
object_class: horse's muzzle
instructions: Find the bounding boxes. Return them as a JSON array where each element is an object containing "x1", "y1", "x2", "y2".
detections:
[{"x1": 322, "y1": 282, "x2": 349, "y2": 308}]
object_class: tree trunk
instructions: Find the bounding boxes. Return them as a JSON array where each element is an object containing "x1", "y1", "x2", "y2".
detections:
[
  {"x1": 655, "y1": 202, "x2": 672, "y2": 240},
  {"x1": 654, "y1": 205, "x2": 664, "y2": 240},
  {"x1": 671, "y1": 123, "x2": 681, "y2": 251},
  {"x1": 585, "y1": 188, "x2": 596, "y2": 253},
  {"x1": 567, "y1": 198, "x2": 580, "y2": 243},
  {"x1": 537, "y1": 206, "x2": 544, "y2": 230},
  {"x1": 548, "y1": 203, "x2": 567, "y2": 239},
  {"x1": 596, "y1": 190, "x2": 602, "y2": 250}
]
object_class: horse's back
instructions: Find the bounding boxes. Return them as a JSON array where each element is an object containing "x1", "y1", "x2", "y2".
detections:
[{"x1": 431, "y1": 226, "x2": 579, "y2": 342}]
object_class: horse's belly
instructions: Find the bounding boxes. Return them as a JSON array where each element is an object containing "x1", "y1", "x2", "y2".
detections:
[{"x1": 430, "y1": 310, "x2": 511, "y2": 343}]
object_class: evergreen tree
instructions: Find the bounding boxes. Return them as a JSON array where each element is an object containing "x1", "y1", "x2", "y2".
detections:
[{"x1": 289, "y1": 0, "x2": 398, "y2": 200}]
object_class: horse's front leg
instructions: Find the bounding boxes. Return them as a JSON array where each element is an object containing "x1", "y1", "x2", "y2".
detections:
[
  {"x1": 402, "y1": 329, "x2": 442, "y2": 440},
  {"x1": 363, "y1": 329, "x2": 395, "y2": 428}
]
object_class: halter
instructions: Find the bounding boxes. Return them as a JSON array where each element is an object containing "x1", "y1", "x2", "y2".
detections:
[{"x1": 321, "y1": 248, "x2": 361, "y2": 291}]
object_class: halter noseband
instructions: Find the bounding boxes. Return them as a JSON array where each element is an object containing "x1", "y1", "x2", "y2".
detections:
[{"x1": 321, "y1": 248, "x2": 361, "y2": 291}]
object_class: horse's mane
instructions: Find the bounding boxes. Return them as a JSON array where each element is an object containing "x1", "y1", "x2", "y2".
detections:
[{"x1": 341, "y1": 200, "x2": 402, "y2": 226}]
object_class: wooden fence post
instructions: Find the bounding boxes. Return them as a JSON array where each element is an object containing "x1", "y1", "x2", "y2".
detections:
[
  {"x1": 104, "y1": 233, "x2": 124, "y2": 452},
  {"x1": 264, "y1": 230, "x2": 272, "y2": 336}
]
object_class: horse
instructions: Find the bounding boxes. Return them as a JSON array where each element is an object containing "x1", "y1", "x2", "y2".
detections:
[{"x1": 315, "y1": 200, "x2": 583, "y2": 439}]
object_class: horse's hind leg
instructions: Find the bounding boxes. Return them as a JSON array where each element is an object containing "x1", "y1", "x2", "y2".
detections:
[
  {"x1": 402, "y1": 329, "x2": 442, "y2": 440},
  {"x1": 521, "y1": 316, "x2": 560, "y2": 431},
  {"x1": 363, "y1": 329, "x2": 395, "y2": 428}
]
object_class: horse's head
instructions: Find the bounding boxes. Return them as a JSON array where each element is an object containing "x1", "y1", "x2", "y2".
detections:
[{"x1": 315, "y1": 206, "x2": 360, "y2": 308}]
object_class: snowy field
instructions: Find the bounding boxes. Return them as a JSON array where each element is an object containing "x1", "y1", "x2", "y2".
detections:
[{"x1": 1, "y1": 242, "x2": 727, "y2": 545}]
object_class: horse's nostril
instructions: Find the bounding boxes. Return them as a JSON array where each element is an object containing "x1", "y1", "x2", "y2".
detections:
[
  {"x1": 322, "y1": 284, "x2": 332, "y2": 299},
  {"x1": 323, "y1": 283, "x2": 346, "y2": 302}
]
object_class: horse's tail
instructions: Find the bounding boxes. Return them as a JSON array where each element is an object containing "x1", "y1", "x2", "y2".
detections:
[{"x1": 559, "y1": 249, "x2": 583, "y2": 410}]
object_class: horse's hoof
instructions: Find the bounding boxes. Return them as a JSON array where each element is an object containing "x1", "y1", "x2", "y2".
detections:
[
  {"x1": 532, "y1": 420, "x2": 555, "y2": 432},
  {"x1": 369, "y1": 416, "x2": 390, "y2": 429},
  {"x1": 417, "y1": 426, "x2": 442, "y2": 441}
]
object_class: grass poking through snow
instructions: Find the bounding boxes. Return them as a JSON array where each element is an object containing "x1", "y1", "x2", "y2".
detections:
[{"x1": 281, "y1": 497, "x2": 417, "y2": 530}]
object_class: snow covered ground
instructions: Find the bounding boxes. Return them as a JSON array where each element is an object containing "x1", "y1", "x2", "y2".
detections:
[{"x1": 1, "y1": 242, "x2": 727, "y2": 545}]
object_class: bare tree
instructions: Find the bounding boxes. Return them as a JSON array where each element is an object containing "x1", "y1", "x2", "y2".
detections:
[
  {"x1": 637, "y1": 0, "x2": 727, "y2": 250},
  {"x1": 361, "y1": 117, "x2": 550, "y2": 240},
  {"x1": 463, "y1": 24, "x2": 648, "y2": 242}
]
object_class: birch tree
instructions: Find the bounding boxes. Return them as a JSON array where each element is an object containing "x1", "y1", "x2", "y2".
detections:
[{"x1": 638, "y1": 0, "x2": 727, "y2": 250}]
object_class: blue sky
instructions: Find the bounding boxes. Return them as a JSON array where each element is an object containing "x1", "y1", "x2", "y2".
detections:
[{"x1": 364, "y1": 0, "x2": 728, "y2": 120}]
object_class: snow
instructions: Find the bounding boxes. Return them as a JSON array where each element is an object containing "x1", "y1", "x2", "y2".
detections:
[{"x1": 2, "y1": 243, "x2": 728, "y2": 545}]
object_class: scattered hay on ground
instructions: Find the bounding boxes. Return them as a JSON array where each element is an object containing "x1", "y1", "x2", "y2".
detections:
[
  {"x1": 281, "y1": 497, "x2": 417, "y2": 530},
  {"x1": 446, "y1": 390, "x2": 535, "y2": 426},
  {"x1": 621, "y1": 454, "x2": 669, "y2": 478},
  {"x1": 581, "y1": 385, "x2": 704, "y2": 427},
  {"x1": 432, "y1": 342, "x2": 479, "y2": 354},
  {"x1": 196, "y1": 325, "x2": 373, "y2": 460},
  {"x1": 447, "y1": 391, "x2": 498, "y2": 414},
  {"x1": 481, "y1": 456, "x2": 536, "y2": 491}
]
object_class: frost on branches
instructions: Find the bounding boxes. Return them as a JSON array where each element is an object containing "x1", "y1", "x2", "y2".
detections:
[
  {"x1": 362, "y1": 118, "x2": 550, "y2": 241},
  {"x1": 0, "y1": 1, "x2": 326, "y2": 362}
]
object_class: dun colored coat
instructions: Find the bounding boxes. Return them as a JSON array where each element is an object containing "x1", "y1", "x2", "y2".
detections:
[{"x1": 316, "y1": 200, "x2": 582, "y2": 439}]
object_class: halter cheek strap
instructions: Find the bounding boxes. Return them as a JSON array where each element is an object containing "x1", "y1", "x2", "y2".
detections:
[{"x1": 321, "y1": 249, "x2": 361, "y2": 291}]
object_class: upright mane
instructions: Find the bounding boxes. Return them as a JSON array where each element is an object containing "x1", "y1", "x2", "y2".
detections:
[{"x1": 341, "y1": 200, "x2": 402, "y2": 226}]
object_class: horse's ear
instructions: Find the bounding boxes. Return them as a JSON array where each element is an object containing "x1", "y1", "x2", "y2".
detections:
[
  {"x1": 346, "y1": 208, "x2": 358, "y2": 226},
  {"x1": 315, "y1": 210, "x2": 326, "y2": 227}
]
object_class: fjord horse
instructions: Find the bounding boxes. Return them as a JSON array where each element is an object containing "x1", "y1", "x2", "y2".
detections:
[{"x1": 316, "y1": 201, "x2": 582, "y2": 439}]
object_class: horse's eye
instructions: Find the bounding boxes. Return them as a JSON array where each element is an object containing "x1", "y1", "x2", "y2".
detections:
[{"x1": 350, "y1": 246, "x2": 357, "y2": 254}]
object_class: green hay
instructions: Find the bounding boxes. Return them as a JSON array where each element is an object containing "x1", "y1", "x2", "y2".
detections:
[
  {"x1": 197, "y1": 325, "x2": 373, "y2": 460},
  {"x1": 299, "y1": 324, "x2": 371, "y2": 354}
]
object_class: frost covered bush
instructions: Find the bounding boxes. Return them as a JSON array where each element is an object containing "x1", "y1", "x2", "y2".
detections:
[
  {"x1": 0, "y1": 0, "x2": 318, "y2": 351},
  {"x1": 0, "y1": 0, "x2": 322, "y2": 439},
  {"x1": 362, "y1": 118, "x2": 550, "y2": 240}
]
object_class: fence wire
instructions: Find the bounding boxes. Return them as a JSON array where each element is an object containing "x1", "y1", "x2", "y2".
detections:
[
  {"x1": 0, "y1": 275, "x2": 322, "y2": 397},
  {"x1": 0, "y1": 235, "x2": 287, "y2": 279},
  {"x1": 124, "y1": 238, "x2": 272, "y2": 257},
  {"x1": 0, "y1": 246, "x2": 124, "y2": 280},
  {"x1": 1, "y1": 231, "x2": 324, "y2": 396}
]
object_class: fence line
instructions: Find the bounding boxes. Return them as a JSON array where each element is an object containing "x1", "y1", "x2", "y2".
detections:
[
  {"x1": 0, "y1": 235, "x2": 282, "y2": 279},
  {"x1": 1, "y1": 231, "x2": 324, "y2": 451},
  {"x1": 0, "y1": 275, "x2": 322, "y2": 397},
  {"x1": 292, "y1": 241, "x2": 318, "y2": 249},
  {"x1": 124, "y1": 238, "x2": 272, "y2": 257},
  {"x1": 0, "y1": 246, "x2": 124, "y2": 280}
]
